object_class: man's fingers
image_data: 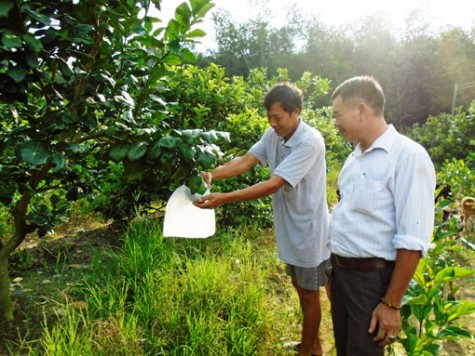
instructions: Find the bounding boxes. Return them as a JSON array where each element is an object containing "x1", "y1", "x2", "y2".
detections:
[
  {"x1": 368, "y1": 313, "x2": 378, "y2": 334},
  {"x1": 200, "y1": 172, "x2": 212, "y2": 187}
]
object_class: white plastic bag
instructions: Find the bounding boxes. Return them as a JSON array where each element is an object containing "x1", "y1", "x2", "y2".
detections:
[{"x1": 163, "y1": 185, "x2": 215, "y2": 238}]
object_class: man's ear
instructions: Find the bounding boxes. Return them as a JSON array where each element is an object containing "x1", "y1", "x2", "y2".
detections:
[
  {"x1": 357, "y1": 101, "x2": 370, "y2": 119},
  {"x1": 292, "y1": 107, "x2": 301, "y2": 118}
]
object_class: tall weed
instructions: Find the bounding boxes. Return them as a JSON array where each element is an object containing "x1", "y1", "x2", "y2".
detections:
[{"x1": 22, "y1": 220, "x2": 291, "y2": 355}]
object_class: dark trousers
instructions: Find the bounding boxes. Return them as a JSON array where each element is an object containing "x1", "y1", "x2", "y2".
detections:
[{"x1": 330, "y1": 258, "x2": 394, "y2": 356}]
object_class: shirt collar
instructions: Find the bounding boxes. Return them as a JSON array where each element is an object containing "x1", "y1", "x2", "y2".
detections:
[
  {"x1": 355, "y1": 124, "x2": 398, "y2": 155},
  {"x1": 281, "y1": 118, "x2": 304, "y2": 147}
]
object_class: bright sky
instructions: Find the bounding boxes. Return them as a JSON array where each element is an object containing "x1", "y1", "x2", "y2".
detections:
[{"x1": 159, "y1": 0, "x2": 475, "y2": 51}]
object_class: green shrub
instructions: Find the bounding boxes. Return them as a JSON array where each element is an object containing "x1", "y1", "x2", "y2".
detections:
[
  {"x1": 405, "y1": 102, "x2": 475, "y2": 169},
  {"x1": 437, "y1": 159, "x2": 475, "y2": 201}
]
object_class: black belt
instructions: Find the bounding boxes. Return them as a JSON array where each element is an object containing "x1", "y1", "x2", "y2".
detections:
[{"x1": 332, "y1": 254, "x2": 395, "y2": 270}]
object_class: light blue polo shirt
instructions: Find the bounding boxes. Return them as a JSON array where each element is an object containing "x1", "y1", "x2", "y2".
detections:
[{"x1": 249, "y1": 119, "x2": 330, "y2": 267}]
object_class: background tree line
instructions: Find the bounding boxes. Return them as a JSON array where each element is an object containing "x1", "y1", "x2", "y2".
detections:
[{"x1": 198, "y1": 4, "x2": 475, "y2": 128}]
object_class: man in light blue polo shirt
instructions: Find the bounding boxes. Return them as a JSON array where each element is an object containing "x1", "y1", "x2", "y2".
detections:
[{"x1": 195, "y1": 82, "x2": 330, "y2": 356}]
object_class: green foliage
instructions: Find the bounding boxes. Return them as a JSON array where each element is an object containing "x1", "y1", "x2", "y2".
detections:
[
  {"x1": 93, "y1": 128, "x2": 230, "y2": 220},
  {"x1": 155, "y1": 64, "x2": 346, "y2": 227},
  {"x1": 207, "y1": 6, "x2": 475, "y2": 126},
  {"x1": 0, "y1": 0, "x2": 218, "y2": 322},
  {"x1": 0, "y1": 0, "x2": 218, "y2": 227},
  {"x1": 437, "y1": 159, "x2": 475, "y2": 202},
  {"x1": 304, "y1": 107, "x2": 352, "y2": 167},
  {"x1": 164, "y1": 63, "x2": 248, "y2": 130},
  {"x1": 215, "y1": 68, "x2": 343, "y2": 226},
  {"x1": 398, "y1": 195, "x2": 475, "y2": 355},
  {"x1": 188, "y1": 173, "x2": 207, "y2": 195},
  {"x1": 210, "y1": 8, "x2": 303, "y2": 78},
  {"x1": 405, "y1": 104, "x2": 475, "y2": 169}
]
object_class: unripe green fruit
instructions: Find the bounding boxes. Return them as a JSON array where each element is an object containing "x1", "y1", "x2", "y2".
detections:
[{"x1": 188, "y1": 174, "x2": 207, "y2": 195}]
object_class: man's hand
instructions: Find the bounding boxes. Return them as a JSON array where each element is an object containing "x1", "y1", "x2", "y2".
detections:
[
  {"x1": 369, "y1": 303, "x2": 400, "y2": 346},
  {"x1": 201, "y1": 172, "x2": 212, "y2": 187},
  {"x1": 194, "y1": 193, "x2": 226, "y2": 209}
]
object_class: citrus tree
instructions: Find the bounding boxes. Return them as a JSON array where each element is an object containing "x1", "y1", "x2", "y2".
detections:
[
  {"x1": 0, "y1": 0, "x2": 220, "y2": 323},
  {"x1": 405, "y1": 102, "x2": 475, "y2": 169}
]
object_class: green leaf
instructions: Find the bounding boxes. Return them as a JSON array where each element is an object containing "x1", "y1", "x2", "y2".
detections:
[
  {"x1": 200, "y1": 130, "x2": 218, "y2": 143},
  {"x1": 56, "y1": 142, "x2": 82, "y2": 153},
  {"x1": 181, "y1": 48, "x2": 196, "y2": 63},
  {"x1": 51, "y1": 153, "x2": 67, "y2": 172},
  {"x1": 0, "y1": 182, "x2": 16, "y2": 206},
  {"x1": 7, "y1": 66, "x2": 27, "y2": 83},
  {"x1": 175, "y1": 2, "x2": 192, "y2": 25},
  {"x1": 114, "y1": 91, "x2": 135, "y2": 107},
  {"x1": 195, "y1": 2, "x2": 214, "y2": 18},
  {"x1": 147, "y1": 141, "x2": 161, "y2": 160},
  {"x1": 446, "y1": 300, "x2": 475, "y2": 321},
  {"x1": 71, "y1": 24, "x2": 94, "y2": 40},
  {"x1": 196, "y1": 147, "x2": 216, "y2": 170},
  {"x1": 434, "y1": 267, "x2": 475, "y2": 284},
  {"x1": 165, "y1": 19, "x2": 180, "y2": 40},
  {"x1": 58, "y1": 58, "x2": 73, "y2": 78},
  {"x1": 1, "y1": 32, "x2": 22, "y2": 49},
  {"x1": 25, "y1": 52, "x2": 40, "y2": 69},
  {"x1": 20, "y1": 141, "x2": 51, "y2": 166},
  {"x1": 127, "y1": 141, "x2": 148, "y2": 161},
  {"x1": 131, "y1": 25, "x2": 147, "y2": 35},
  {"x1": 149, "y1": 95, "x2": 167, "y2": 106},
  {"x1": 403, "y1": 293, "x2": 428, "y2": 306},
  {"x1": 109, "y1": 143, "x2": 130, "y2": 162},
  {"x1": 437, "y1": 326, "x2": 473, "y2": 339},
  {"x1": 182, "y1": 129, "x2": 202, "y2": 144},
  {"x1": 159, "y1": 135, "x2": 181, "y2": 149},
  {"x1": 62, "y1": 112, "x2": 78, "y2": 124},
  {"x1": 23, "y1": 34, "x2": 43, "y2": 52},
  {"x1": 24, "y1": 6, "x2": 51, "y2": 25},
  {"x1": 178, "y1": 143, "x2": 195, "y2": 163},
  {"x1": 188, "y1": 174, "x2": 207, "y2": 195},
  {"x1": 144, "y1": 17, "x2": 154, "y2": 32},
  {"x1": 216, "y1": 131, "x2": 231, "y2": 143},
  {"x1": 164, "y1": 53, "x2": 182, "y2": 66},
  {"x1": 0, "y1": 0, "x2": 14, "y2": 18},
  {"x1": 190, "y1": 0, "x2": 215, "y2": 17},
  {"x1": 187, "y1": 29, "x2": 206, "y2": 38}
]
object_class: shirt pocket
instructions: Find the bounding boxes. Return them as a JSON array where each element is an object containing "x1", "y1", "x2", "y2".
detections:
[{"x1": 352, "y1": 177, "x2": 388, "y2": 214}]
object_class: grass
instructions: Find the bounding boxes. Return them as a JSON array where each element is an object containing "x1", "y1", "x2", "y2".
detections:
[
  {"x1": 8, "y1": 219, "x2": 310, "y2": 355},
  {"x1": 3, "y1": 204, "x2": 473, "y2": 355}
]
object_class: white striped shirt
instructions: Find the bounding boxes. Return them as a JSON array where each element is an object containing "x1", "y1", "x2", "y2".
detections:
[{"x1": 328, "y1": 125, "x2": 436, "y2": 260}]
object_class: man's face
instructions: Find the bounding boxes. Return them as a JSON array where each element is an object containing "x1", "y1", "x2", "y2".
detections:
[
  {"x1": 332, "y1": 95, "x2": 361, "y2": 142},
  {"x1": 267, "y1": 103, "x2": 300, "y2": 140}
]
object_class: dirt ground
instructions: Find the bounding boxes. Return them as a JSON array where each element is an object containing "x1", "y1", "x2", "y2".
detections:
[
  {"x1": 1, "y1": 216, "x2": 124, "y2": 355},
  {"x1": 1, "y1": 219, "x2": 474, "y2": 356}
]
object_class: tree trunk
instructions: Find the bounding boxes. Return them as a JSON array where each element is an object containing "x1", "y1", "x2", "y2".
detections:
[
  {"x1": 0, "y1": 254, "x2": 13, "y2": 323},
  {"x1": 0, "y1": 165, "x2": 50, "y2": 324}
]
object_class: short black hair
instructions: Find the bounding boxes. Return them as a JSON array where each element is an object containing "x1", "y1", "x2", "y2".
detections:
[
  {"x1": 332, "y1": 76, "x2": 385, "y2": 115},
  {"x1": 264, "y1": 82, "x2": 303, "y2": 115}
]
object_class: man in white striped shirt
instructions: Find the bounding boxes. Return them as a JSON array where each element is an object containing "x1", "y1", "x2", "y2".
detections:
[{"x1": 327, "y1": 76, "x2": 436, "y2": 356}]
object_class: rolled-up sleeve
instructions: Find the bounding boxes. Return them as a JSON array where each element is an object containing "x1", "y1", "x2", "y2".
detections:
[{"x1": 393, "y1": 150, "x2": 436, "y2": 256}]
